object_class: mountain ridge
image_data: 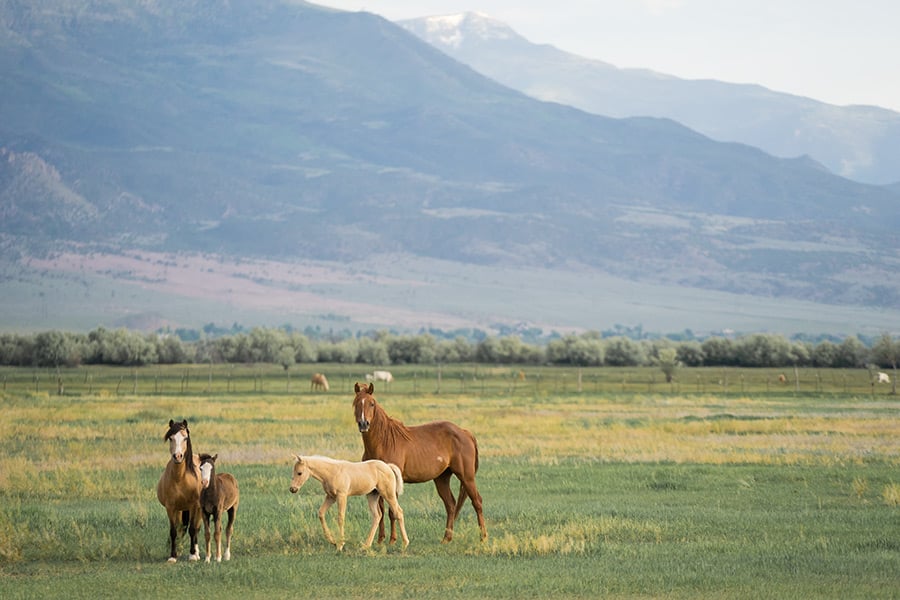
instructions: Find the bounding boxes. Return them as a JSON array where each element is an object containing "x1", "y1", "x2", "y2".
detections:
[
  {"x1": 1, "y1": 1, "x2": 899, "y2": 335},
  {"x1": 400, "y1": 11, "x2": 900, "y2": 186}
]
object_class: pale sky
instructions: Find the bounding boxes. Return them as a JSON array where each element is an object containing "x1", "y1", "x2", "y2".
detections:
[{"x1": 313, "y1": 0, "x2": 900, "y2": 112}]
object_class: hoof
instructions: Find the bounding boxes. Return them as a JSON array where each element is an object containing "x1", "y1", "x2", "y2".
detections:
[
  {"x1": 188, "y1": 553, "x2": 200, "y2": 562},
  {"x1": 224, "y1": 550, "x2": 231, "y2": 561},
  {"x1": 205, "y1": 556, "x2": 211, "y2": 563},
  {"x1": 167, "y1": 557, "x2": 177, "y2": 563}
]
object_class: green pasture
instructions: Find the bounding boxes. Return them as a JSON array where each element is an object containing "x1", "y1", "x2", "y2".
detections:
[{"x1": 1, "y1": 365, "x2": 899, "y2": 599}]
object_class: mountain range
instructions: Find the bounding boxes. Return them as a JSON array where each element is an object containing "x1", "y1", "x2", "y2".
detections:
[
  {"x1": 400, "y1": 12, "x2": 900, "y2": 186},
  {"x1": 1, "y1": 0, "x2": 899, "y2": 336}
]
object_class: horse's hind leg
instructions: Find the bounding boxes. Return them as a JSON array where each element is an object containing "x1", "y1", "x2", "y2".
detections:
[
  {"x1": 363, "y1": 492, "x2": 382, "y2": 548},
  {"x1": 452, "y1": 483, "x2": 469, "y2": 524},
  {"x1": 459, "y1": 476, "x2": 487, "y2": 541},
  {"x1": 224, "y1": 505, "x2": 236, "y2": 561},
  {"x1": 433, "y1": 471, "x2": 457, "y2": 543},
  {"x1": 180, "y1": 509, "x2": 190, "y2": 537}
]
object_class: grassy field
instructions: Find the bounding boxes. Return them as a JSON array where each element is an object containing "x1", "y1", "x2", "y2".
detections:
[{"x1": 1, "y1": 364, "x2": 899, "y2": 599}]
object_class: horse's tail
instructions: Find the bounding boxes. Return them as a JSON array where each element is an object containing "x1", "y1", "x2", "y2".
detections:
[
  {"x1": 472, "y1": 431, "x2": 480, "y2": 473},
  {"x1": 389, "y1": 463, "x2": 404, "y2": 496}
]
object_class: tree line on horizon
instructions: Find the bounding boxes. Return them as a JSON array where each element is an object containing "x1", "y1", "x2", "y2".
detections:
[{"x1": 0, "y1": 326, "x2": 898, "y2": 373}]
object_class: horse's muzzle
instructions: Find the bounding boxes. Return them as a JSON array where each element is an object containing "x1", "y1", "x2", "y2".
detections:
[
  {"x1": 289, "y1": 486, "x2": 298, "y2": 494},
  {"x1": 357, "y1": 421, "x2": 370, "y2": 433},
  {"x1": 172, "y1": 454, "x2": 184, "y2": 464}
]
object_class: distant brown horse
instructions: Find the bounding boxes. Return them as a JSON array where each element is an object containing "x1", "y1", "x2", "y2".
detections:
[
  {"x1": 310, "y1": 373, "x2": 330, "y2": 392},
  {"x1": 199, "y1": 453, "x2": 240, "y2": 563},
  {"x1": 156, "y1": 419, "x2": 202, "y2": 562},
  {"x1": 352, "y1": 382, "x2": 486, "y2": 543}
]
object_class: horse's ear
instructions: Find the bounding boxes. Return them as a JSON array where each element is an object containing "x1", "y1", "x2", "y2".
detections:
[
  {"x1": 169, "y1": 419, "x2": 175, "y2": 427},
  {"x1": 212, "y1": 453, "x2": 218, "y2": 462},
  {"x1": 291, "y1": 453, "x2": 300, "y2": 462},
  {"x1": 354, "y1": 382, "x2": 362, "y2": 392},
  {"x1": 181, "y1": 419, "x2": 188, "y2": 428},
  {"x1": 367, "y1": 383, "x2": 374, "y2": 394}
]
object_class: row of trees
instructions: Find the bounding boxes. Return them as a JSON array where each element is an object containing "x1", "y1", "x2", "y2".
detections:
[{"x1": 0, "y1": 327, "x2": 898, "y2": 372}]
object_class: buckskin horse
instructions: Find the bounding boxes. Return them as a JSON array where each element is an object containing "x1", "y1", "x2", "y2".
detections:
[
  {"x1": 352, "y1": 382, "x2": 487, "y2": 543},
  {"x1": 156, "y1": 419, "x2": 202, "y2": 562}
]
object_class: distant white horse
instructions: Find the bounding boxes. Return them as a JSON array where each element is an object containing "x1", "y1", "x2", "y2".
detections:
[
  {"x1": 877, "y1": 372, "x2": 891, "y2": 384},
  {"x1": 366, "y1": 370, "x2": 393, "y2": 383},
  {"x1": 289, "y1": 455, "x2": 408, "y2": 551}
]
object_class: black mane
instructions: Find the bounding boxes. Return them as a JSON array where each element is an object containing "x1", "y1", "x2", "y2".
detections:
[{"x1": 164, "y1": 418, "x2": 189, "y2": 441}]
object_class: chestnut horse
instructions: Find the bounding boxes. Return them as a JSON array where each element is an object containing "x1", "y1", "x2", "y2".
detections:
[
  {"x1": 352, "y1": 382, "x2": 487, "y2": 543},
  {"x1": 199, "y1": 453, "x2": 240, "y2": 563},
  {"x1": 289, "y1": 454, "x2": 409, "y2": 551},
  {"x1": 156, "y1": 419, "x2": 202, "y2": 562}
]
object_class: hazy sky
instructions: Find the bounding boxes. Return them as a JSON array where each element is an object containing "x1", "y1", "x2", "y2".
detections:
[{"x1": 314, "y1": 0, "x2": 900, "y2": 112}]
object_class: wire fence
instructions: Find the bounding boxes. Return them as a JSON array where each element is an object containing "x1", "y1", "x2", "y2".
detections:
[{"x1": 1, "y1": 363, "x2": 896, "y2": 398}]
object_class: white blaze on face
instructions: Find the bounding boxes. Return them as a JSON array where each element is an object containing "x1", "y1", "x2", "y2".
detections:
[
  {"x1": 200, "y1": 461, "x2": 213, "y2": 488},
  {"x1": 169, "y1": 430, "x2": 188, "y2": 463}
]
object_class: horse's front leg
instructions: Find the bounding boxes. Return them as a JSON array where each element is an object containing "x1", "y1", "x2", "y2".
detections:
[
  {"x1": 318, "y1": 495, "x2": 338, "y2": 547},
  {"x1": 387, "y1": 503, "x2": 398, "y2": 544},
  {"x1": 202, "y1": 511, "x2": 213, "y2": 563},
  {"x1": 188, "y1": 507, "x2": 202, "y2": 561},
  {"x1": 335, "y1": 494, "x2": 348, "y2": 551},
  {"x1": 214, "y1": 510, "x2": 224, "y2": 562},
  {"x1": 166, "y1": 510, "x2": 179, "y2": 563},
  {"x1": 363, "y1": 492, "x2": 382, "y2": 548}
]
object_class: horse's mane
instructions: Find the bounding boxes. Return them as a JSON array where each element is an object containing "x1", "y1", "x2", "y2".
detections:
[
  {"x1": 298, "y1": 455, "x2": 342, "y2": 464},
  {"x1": 371, "y1": 400, "x2": 413, "y2": 448},
  {"x1": 163, "y1": 420, "x2": 186, "y2": 441}
]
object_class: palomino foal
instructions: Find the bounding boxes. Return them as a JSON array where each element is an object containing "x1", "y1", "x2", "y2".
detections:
[
  {"x1": 290, "y1": 454, "x2": 409, "y2": 551},
  {"x1": 198, "y1": 453, "x2": 240, "y2": 563}
]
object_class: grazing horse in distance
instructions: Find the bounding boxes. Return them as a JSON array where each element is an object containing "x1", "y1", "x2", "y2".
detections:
[
  {"x1": 199, "y1": 453, "x2": 240, "y2": 563},
  {"x1": 156, "y1": 419, "x2": 202, "y2": 562},
  {"x1": 365, "y1": 370, "x2": 393, "y2": 383},
  {"x1": 310, "y1": 373, "x2": 330, "y2": 392},
  {"x1": 777, "y1": 373, "x2": 787, "y2": 384},
  {"x1": 289, "y1": 454, "x2": 409, "y2": 551},
  {"x1": 352, "y1": 382, "x2": 486, "y2": 543}
]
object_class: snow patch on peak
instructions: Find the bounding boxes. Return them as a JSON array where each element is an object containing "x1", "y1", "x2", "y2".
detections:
[{"x1": 417, "y1": 12, "x2": 514, "y2": 48}]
